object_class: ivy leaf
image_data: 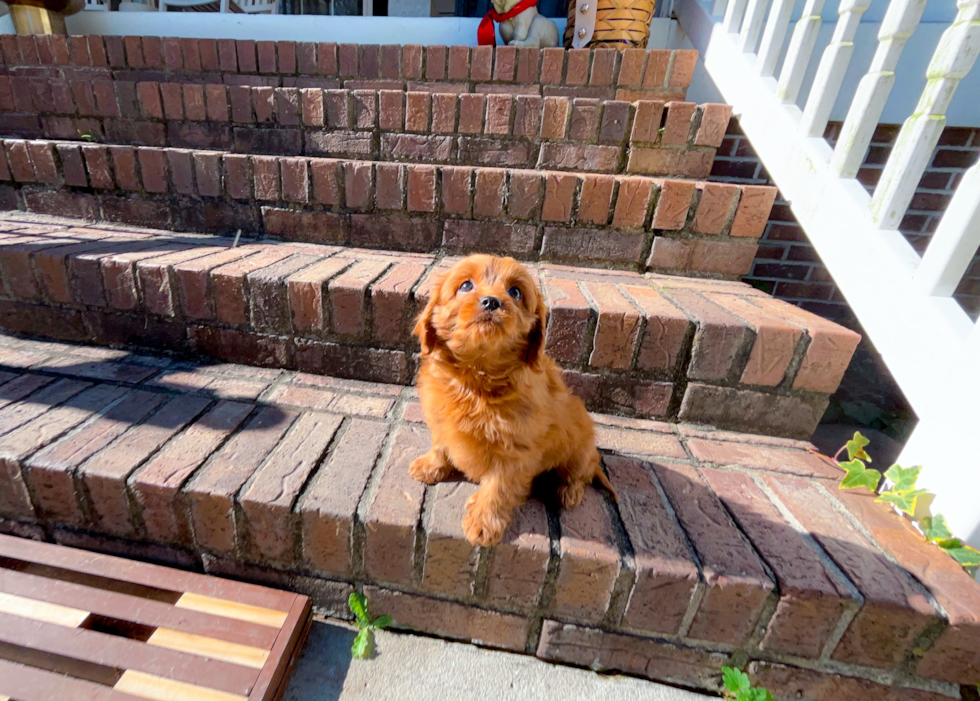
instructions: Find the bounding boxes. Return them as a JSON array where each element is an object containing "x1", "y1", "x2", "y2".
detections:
[
  {"x1": 722, "y1": 667, "x2": 750, "y2": 692},
  {"x1": 877, "y1": 489, "x2": 927, "y2": 516},
  {"x1": 845, "y1": 431, "x2": 872, "y2": 462},
  {"x1": 351, "y1": 628, "x2": 371, "y2": 659},
  {"x1": 348, "y1": 592, "x2": 370, "y2": 627},
  {"x1": 884, "y1": 464, "x2": 921, "y2": 493},
  {"x1": 839, "y1": 460, "x2": 881, "y2": 492},
  {"x1": 938, "y1": 540, "x2": 980, "y2": 570},
  {"x1": 920, "y1": 514, "x2": 953, "y2": 542},
  {"x1": 371, "y1": 614, "x2": 392, "y2": 630}
]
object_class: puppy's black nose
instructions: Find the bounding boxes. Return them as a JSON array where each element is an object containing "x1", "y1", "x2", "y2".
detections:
[{"x1": 480, "y1": 296, "x2": 501, "y2": 312}]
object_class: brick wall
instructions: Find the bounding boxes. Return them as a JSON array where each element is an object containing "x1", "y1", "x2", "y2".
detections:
[{"x1": 712, "y1": 120, "x2": 980, "y2": 322}]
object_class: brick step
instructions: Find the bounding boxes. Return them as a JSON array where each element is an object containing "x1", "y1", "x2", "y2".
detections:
[
  {"x1": 0, "y1": 213, "x2": 857, "y2": 438},
  {"x1": 0, "y1": 331, "x2": 974, "y2": 701},
  {"x1": 0, "y1": 36, "x2": 695, "y2": 103},
  {"x1": 0, "y1": 138, "x2": 776, "y2": 278},
  {"x1": 1, "y1": 76, "x2": 730, "y2": 179}
]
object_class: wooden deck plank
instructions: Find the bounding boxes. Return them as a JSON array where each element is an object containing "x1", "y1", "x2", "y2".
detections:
[
  {"x1": 175, "y1": 593, "x2": 289, "y2": 629},
  {"x1": 0, "y1": 568, "x2": 279, "y2": 649},
  {"x1": 0, "y1": 590, "x2": 89, "y2": 628},
  {"x1": 147, "y1": 629, "x2": 269, "y2": 670},
  {"x1": 247, "y1": 596, "x2": 313, "y2": 701},
  {"x1": 115, "y1": 670, "x2": 248, "y2": 701},
  {"x1": 0, "y1": 612, "x2": 260, "y2": 697},
  {"x1": 0, "y1": 534, "x2": 297, "y2": 612}
]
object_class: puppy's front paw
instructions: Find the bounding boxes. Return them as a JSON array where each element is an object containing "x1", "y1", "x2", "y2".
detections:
[
  {"x1": 462, "y1": 502, "x2": 509, "y2": 547},
  {"x1": 409, "y1": 452, "x2": 453, "y2": 485},
  {"x1": 558, "y1": 480, "x2": 585, "y2": 509}
]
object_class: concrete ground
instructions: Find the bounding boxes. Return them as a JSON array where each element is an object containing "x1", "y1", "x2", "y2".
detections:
[{"x1": 283, "y1": 618, "x2": 712, "y2": 701}]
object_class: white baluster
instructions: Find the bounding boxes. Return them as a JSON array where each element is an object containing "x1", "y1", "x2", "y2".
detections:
[
  {"x1": 830, "y1": 0, "x2": 928, "y2": 177},
  {"x1": 738, "y1": 0, "x2": 770, "y2": 53},
  {"x1": 799, "y1": 0, "x2": 873, "y2": 137},
  {"x1": 915, "y1": 162, "x2": 980, "y2": 297},
  {"x1": 712, "y1": 0, "x2": 730, "y2": 17},
  {"x1": 776, "y1": 0, "x2": 828, "y2": 102},
  {"x1": 757, "y1": 0, "x2": 795, "y2": 76},
  {"x1": 724, "y1": 0, "x2": 749, "y2": 33},
  {"x1": 871, "y1": 0, "x2": 980, "y2": 229}
]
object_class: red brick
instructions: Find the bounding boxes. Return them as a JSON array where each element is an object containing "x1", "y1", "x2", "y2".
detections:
[
  {"x1": 421, "y1": 480, "x2": 480, "y2": 598},
  {"x1": 540, "y1": 226, "x2": 645, "y2": 267},
  {"x1": 837, "y1": 491, "x2": 980, "y2": 685},
  {"x1": 374, "y1": 163, "x2": 403, "y2": 211},
  {"x1": 630, "y1": 100, "x2": 665, "y2": 143},
  {"x1": 401, "y1": 91, "x2": 428, "y2": 133},
  {"x1": 378, "y1": 89, "x2": 404, "y2": 131},
  {"x1": 0, "y1": 383, "x2": 127, "y2": 520},
  {"x1": 686, "y1": 437, "x2": 838, "y2": 478},
  {"x1": 541, "y1": 172, "x2": 578, "y2": 222},
  {"x1": 540, "y1": 47, "x2": 564, "y2": 85},
  {"x1": 80, "y1": 395, "x2": 209, "y2": 537},
  {"x1": 366, "y1": 585, "x2": 529, "y2": 651},
  {"x1": 441, "y1": 166, "x2": 472, "y2": 216},
  {"x1": 27, "y1": 390, "x2": 168, "y2": 526},
  {"x1": 470, "y1": 45, "x2": 492, "y2": 82},
  {"x1": 553, "y1": 488, "x2": 620, "y2": 623},
  {"x1": 473, "y1": 168, "x2": 507, "y2": 218},
  {"x1": 610, "y1": 177, "x2": 654, "y2": 228},
  {"x1": 446, "y1": 45, "x2": 469, "y2": 80},
  {"x1": 750, "y1": 661, "x2": 954, "y2": 701},
  {"x1": 538, "y1": 621, "x2": 728, "y2": 690},
  {"x1": 217, "y1": 39, "x2": 238, "y2": 71},
  {"x1": 407, "y1": 164, "x2": 436, "y2": 213},
  {"x1": 28, "y1": 142, "x2": 59, "y2": 185},
  {"x1": 344, "y1": 161, "x2": 374, "y2": 210},
  {"x1": 511, "y1": 95, "x2": 543, "y2": 138},
  {"x1": 692, "y1": 182, "x2": 739, "y2": 234},
  {"x1": 352, "y1": 90, "x2": 377, "y2": 129},
  {"x1": 442, "y1": 220, "x2": 536, "y2": 256},
  {"x1": 382, "y1": 133, "x2": 451, "y2": 162},
  {"x1": 541, "y1": 96, "x2": 569, "y2": 139},
  {"x1": 280, "y1": 157, "x2": 309, "y2": 204},
  {"x1": 750, "y1": 296, "x2": 861, "y2": 393},
  {"x1": 317, "y1": 42, "x2": 337, "y2": 76},
  {"x1": 653, "y1": 460, "x2": 774, "y2": 645},
  {"x1": 537, "y1": 143, "x2": 620, "y2": 172},
  {"x1": 430, "y1": 93, "x2": 456, "y2": 134},
  {"x1": 621, "y1": 284, "x2": 691, "y2": 373},
  {"x1": 361, "y1": 424, "x2": 428, "y2": 586},
  {"x1": 329, "y1": 258, "x2": 389, "y2": 337},
  {"x1": 300, "y1": 419, "x2": 389, "y2": 576},
  {"x1": 650, "y1": 180, "x2": 694, "y2": 231},
  {"x1": 766, "y1": 475, "x2": 939, "y2": 668},
  {"x1": 240, "y1": 412, "x2": 342, "y2": 564},
  {"x1": 730, "y1": 185, "x2": 777, "y2": 238},
  {"x1": 704, "y1": 468, "x2": 857, "y2": 658},
  {"x1": 458, "y1": 93, "x2": 485, "y2": 134},
  {"x1": 424, "y1": 44, "x2": 446, "y2": 80},
  {"x1": 485, "y1": 94, "x2": 513, "y2": 135},
  {"x1": 508, "y1": 171, "x2": 542, "y2": 220},
  {"x1": 211, "y1": 248, "x2": 293, "y2": 325},
  {"x1": 605, "y1": 455, "x2": 699, "y2": 635},
  {"x1": 669, "y1": 50, "x2": 698, "y2": 88},
  {"x1": 4, "y1": 142, "x2": 34, "y2": 183},
  {"x1": 694, "y1": 103, "x2": 732, "y2": 147},
  {"x1": 311, "y1": 159, "x2": 342, "y2": 206},
  {"x1": 300, "y1": 88, "x2": 323, "y2": 127},
  {"x1": 400, "y1": 44, "x2": 422, "y2": 79},
  {"x1": 564, "y1": 49, "x2": 590, "y2": 86},
  {"x1": 617, "y1": 49, "x2": 646, "y2": 87},
  {"x1": 542, "y1": 277, "x2": 591, "y2": 364},
  {"x1": 515, "y1": 47, "x2": 539, "y2": 83},
  {"x1": 249, "y1": 254, "x2": 321, "y2": 332},
  {"x1": 275, "y1": 88, "x2": 300, "y2": 126},
  {"x1": 179, "y1": 84, "x2": 204, "y2": 122},
  {"x1": 660, "y1": 101, "x2": 695, "y2": 145},
  {"x1": 583, "y1": 281, "x2": 641, "y2": 370},
  {"x1": 286, "y1": 256, "x2": 350, "y2": 333},
  {"x1": 574, "y1": 174, "x2": 614, "y2": 225},
  {"x1": 481, "y1": 498, "x2": 549, "y2": 609},
  {"x1": 370, "y1": 261, "x2": 427, "y2": 343},
  {"x1": 185, "y1": 407, "x2": 298, "y2": 554},
  {"x1": 350, "y1": 214, "x2": 438, "y2": 252},
  {"x1": 660, "y1": 288, "x2": 750, "y2": 380}
]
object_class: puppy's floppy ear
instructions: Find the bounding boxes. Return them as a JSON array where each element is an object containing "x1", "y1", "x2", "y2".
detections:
[
  {"x1": 524, "y1": 295, "x2": 549, "y2": 370},
  {"x1": 413, "y1": 272, "x2": 446, "y2": 356}
]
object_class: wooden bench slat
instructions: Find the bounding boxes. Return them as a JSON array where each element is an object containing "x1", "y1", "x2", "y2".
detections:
[
  {"x1": 0, "y1": 658, "x2": 144, "y2": 701},
  {"x1": 0, "y1": 612, "x2": 259, "y2": 697},
  {"x1": 175, "y1": 593, "x2": 289, "y2": 629},
  {"x1": 0, "y1": 590, "x2": 89, "y2": 628},
  {"x1": 147, "y1": 629, "x2": 269, "y2": 670},
  {"x1": 0, "y1": 535, "x2": 296, "y2": 612},
  {"x1": 0, "y1": 569, "x2": 279, "y2": 650},
  {"x1": 115, "y1": 670, "x2": 248, "y2": 701}
]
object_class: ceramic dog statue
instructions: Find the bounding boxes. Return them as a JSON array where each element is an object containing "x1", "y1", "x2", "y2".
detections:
[{"x1": 479, "y1": 0, "x2": 560, "y2": 48}]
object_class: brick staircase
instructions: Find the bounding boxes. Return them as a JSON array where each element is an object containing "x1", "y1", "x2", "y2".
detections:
[{"x1": 0, "y1": 35, "x2": 975, "y2": 701}]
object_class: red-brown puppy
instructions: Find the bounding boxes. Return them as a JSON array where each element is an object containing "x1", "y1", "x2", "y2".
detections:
[{"x1": 410, "y1": 255, "x2": 614, "y2": 547}]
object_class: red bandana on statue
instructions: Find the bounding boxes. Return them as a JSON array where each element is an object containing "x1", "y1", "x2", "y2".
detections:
[{"x1": 477, "y1": 0, "x2": 539, "y2": 46}]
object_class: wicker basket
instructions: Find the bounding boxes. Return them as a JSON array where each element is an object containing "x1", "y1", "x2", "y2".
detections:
[{"x1": 563, "y1": 0, "x2": 655, "y2": 49}]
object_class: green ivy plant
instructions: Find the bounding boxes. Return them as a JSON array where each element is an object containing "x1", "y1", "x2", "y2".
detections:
[
  {"x1": 722, "y1": 667, "x2": 775, "y2": 701},
  {"x1": 835, "y1": 432, "x2": 980, "y2": 573},
  {"x1": 348, "y1": 592, "x2": 392, "y2": 659}
]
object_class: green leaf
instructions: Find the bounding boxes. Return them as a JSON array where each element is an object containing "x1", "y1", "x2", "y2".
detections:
[
  {"x1": 845, "y1": 431, "x2": 872, "y2": 462},
  {"x1": 921, "y1": 514, "x2": 953, "y2": 542},
  {"x1": 876, "y1": 489, "x2": 927, "y2": 515},
  {"x1": 883, "y1": 464, "x2": 921, "y2": 493},
  {"x1": 839, "y1": 460, "x2": 881, "y2": 492},
  {"x1": 739, "y1": 689, "x2": 771, "y2": 701},
  {"x1": 941, "y1": 542, "x2": 980, "y2": 569},
  {"x1": 371, "y1": 615, "x2": 392, "y2": 630},
  {"x1": 351, "y1": 628, "x2": 371, "y2": 659},
  {"x1": 348, "y1": 592, "x2": 370, "y2": 627},
  {"x1": 722, "y1": 667, "x2": 750, "y2": 692}
]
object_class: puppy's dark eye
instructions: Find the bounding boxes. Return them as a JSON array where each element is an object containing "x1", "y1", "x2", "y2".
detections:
[
  {"x1": 458, "y1": 280, "x2": 474, "y2": 293},
  {"x1": 508, "y1": 286, "x2": 522, "y2": 301}
]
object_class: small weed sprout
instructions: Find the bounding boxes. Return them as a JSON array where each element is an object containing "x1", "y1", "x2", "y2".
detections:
[
  {"x1": 348, "y1": 592, "x2": 392, "y2": 659},
  {"x1": 721, "y1": 667, "x2": 775, "y2": 701}
]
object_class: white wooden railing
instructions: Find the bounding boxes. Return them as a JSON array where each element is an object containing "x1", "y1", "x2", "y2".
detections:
[{"x1": 676, "y1": 0, "x2": 980, "y2": 556}]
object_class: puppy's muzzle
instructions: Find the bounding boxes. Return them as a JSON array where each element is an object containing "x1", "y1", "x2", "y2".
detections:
[{"x1": 480, "y1": 296, "x2": 502, "y2": 312}]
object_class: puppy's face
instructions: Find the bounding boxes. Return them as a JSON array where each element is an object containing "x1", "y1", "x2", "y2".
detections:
[{"x1": 415, "y1": 255, "x2": 547, "y2": 368}]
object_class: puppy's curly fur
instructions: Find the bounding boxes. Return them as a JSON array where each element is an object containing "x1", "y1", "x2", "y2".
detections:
[{"x1": 410, "y1": 255, "x2": 615, "y2": 547}]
